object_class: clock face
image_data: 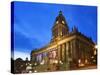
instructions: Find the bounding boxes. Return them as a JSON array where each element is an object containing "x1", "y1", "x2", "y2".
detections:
[
  {"x1": 62, "y1": 21, "x2": 65, "y2": 24},
  {"x1": 56, "y1": 21, "x2": 58, "y2": 24}
]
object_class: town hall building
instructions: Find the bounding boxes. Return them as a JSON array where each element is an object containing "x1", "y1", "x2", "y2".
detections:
[{"x1": 30, "y1": 11, "x2": 96, "y2": 71}]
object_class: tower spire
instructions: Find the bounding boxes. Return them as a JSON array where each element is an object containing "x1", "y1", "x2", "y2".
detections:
[
  {"x1": 51, "y1": 11, "x2": 69, "y2": 40},
  {"x1": 59, "y1": 10, "x2": 62, "y2": 15}
]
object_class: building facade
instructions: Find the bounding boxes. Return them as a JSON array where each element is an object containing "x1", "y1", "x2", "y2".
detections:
[{"x1": 31, "y1": 11, "x2": 95, "y2": 70}]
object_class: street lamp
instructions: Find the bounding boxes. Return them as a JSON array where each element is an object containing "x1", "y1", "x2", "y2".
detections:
[
  {"x1": 26, "y1": 64, "x2": 32, "y2": 73},
  {"x1": 34, "y1": 62, "x2": 37, "y2": 72}
]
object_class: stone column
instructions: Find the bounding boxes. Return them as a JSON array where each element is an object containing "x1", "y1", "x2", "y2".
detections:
[
  {"x1": 68, "y1": 41, "x2": 71, "y2": 58},
  {"x1": 61, "y1": 43, "x2": 66, "y2": 63},
  {"x1": 66, "y1": 42, "x2": 69, "y2": 62},
  {"x1": 64, "y1": 43, "x2": 66, "y2": 63},
  {"x1": 62, "y1": 44, "x2": 65, "y2": 62},
  {"x1": 57, "y1": 45, "x2": 62, "y2": 62}
]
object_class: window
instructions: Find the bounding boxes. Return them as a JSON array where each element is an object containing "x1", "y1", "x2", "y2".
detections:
[{"x1": 60, "y1": 31, "x2": 62, "y2": 36}]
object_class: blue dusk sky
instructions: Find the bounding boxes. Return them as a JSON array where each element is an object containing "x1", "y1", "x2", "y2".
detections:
[{"x1": 12, "y1": 1, "x2": 97, "y2": 60}]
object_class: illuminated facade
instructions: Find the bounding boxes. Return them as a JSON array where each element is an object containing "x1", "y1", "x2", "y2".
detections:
[{"x1": 31, "y1": 11, "x2": 95, "y2": 70}]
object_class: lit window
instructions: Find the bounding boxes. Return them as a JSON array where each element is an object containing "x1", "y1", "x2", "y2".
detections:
[
  {"x1": 78, "y1": 59, "x2": 81, "y2": 64},
  {"x1": 85, "y1": 59, "x2": 88, "y2": 64},
  {"x1": 60, "y1": 32, "x2": 62, "y2": 36},
  {"x1": 94, "y1": 50, "x2": 96, "y2": 55}
]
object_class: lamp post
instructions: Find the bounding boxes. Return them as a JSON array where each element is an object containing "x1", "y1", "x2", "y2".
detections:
[
  {"x1": 26, "y1": 63, "x2": 32, "y2": 73},
  {"x1": 34, "y1": 62, "x2": 37, "y2": 72}
]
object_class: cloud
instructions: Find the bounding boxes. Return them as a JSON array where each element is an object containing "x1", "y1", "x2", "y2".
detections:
[
  {"x1": 14, "y1": 28, "x2": 44, "y2": 52},
  {"x1": 13, "y1": 17, "x2": 51, "y2": 53},
  {"x1": 14, "y1": 16, "x2": 50, "y2": 45}
]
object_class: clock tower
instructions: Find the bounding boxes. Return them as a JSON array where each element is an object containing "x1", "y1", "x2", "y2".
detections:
[{"x1": 52, "y1": 11, "x2": 69, "y2": 41}]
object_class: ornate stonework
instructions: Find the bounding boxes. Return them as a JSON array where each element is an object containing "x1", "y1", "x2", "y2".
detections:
[{"x1": 31, "y1": 11, "x2": 95, "y2": 70}]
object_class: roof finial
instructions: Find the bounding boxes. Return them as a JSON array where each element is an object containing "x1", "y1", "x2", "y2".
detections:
[{"x1": 73, "y1": 26, "x2": 78, "y2": 33}]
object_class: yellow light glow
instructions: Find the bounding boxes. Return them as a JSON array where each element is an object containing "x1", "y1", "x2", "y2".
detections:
[
  {"x1": 62, "y1": 21, "x2": 65, "y2": 24},
  {"x1": 91, "y1": 56, "x2": 94, "y2": 58},
  {"x1": 56, "y1": 21, "x2": 58, "y2": 24},
  {"x1": 59, "y1": 60, "x2": 63, "y2": 64},
  {"x1": 54, "y1": 60, "x2": 58, "y2": 64},
  {"x1": 78, "y1": 59, "x2": 81, "y2": 64},
  {"x1": 95, "y1": 45, "x2": 98, "y2": 49},
  {"x1": 34, "y1": 70, "x2": 37, "y2": 72},
  {"x1": 34, "y1": 63, "x2": 37, "y2": 66},
  {"x1": 94, "y1": 50, "x2": 96, "y2": 55},
  {"x1": 85, "y1": 59, "x2": 88, "y2": 64},
  {"x1": 79, "y1": 63, "x2": 85, "y2": 67}
]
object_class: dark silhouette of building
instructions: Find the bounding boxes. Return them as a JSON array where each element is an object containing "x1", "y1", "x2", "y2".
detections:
[{"x1": 11, "y1": 57, "x2": 31, "y2": 74}]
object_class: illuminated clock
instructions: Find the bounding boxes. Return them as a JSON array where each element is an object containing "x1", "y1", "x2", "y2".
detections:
[
  {"x1": 56, "y1": 21, "x2": 58, "y2": 24},
  {"x1": 62, "y1": 21, "x2": 65, "y2": 24}
]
